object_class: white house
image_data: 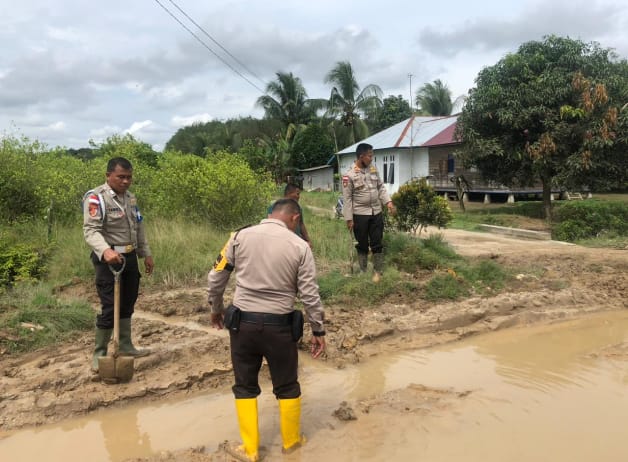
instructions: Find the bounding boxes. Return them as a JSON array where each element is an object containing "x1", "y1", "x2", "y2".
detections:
[
  {"x1": 298, "y1": 165, "x2": 334, "y2": 191},
  {"x1": 335, "y1": 115, "x2": 459, "y2": 195}
]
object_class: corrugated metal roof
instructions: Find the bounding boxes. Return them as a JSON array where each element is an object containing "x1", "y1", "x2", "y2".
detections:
[
  {"x1": 336, "y1": 114, "x2": 459, "y2": 154},
  {"x1": 298, "y1": 164, "x2": 333, "y2": 172}
]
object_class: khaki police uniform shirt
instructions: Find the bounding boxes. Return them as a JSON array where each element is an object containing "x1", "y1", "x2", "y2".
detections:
[
  {"x1": 342, "y1": 161, "x2": 391, "y2": 220},
  {"x1": 83, "y1": 182, "x2": 152, "y2": 261},
  {"x1": 207, "y1": 218, "x2": 325, "y2": 333}
]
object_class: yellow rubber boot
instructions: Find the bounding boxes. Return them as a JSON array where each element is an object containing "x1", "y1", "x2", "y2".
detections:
[
  {"x1": 279, "y1": 397, "x2": 306, "y2": 453},
  {"x1": 229, "y1": 398, "x2": 259, "y2": 461}
]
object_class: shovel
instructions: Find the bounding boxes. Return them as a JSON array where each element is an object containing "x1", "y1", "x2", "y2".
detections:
[
  {"x1": 99, "y1": 255, "x2": 134, "y2": 384},
  {"x1": 348, "y1": 228, "x2": 355, "y2": 275}
]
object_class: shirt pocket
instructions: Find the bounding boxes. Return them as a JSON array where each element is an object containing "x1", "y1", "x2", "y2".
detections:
[{"x1": 353, "y1": 175, "x2": 366, "y2": 190}]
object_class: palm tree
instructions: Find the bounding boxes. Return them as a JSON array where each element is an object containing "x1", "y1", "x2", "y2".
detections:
[
  {"x1": 256, "y1": 72, "x2": 326, "y2": 129},
  {"x1": 325, "y1": 61, "x2": 383, "y2": 146},
  {"x1": 415, "y1": 79, "x2": 453, "y2": 116}
]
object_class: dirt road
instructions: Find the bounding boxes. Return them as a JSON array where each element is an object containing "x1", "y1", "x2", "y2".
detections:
[{"x1": 0, "y1": 228, "x2": 626, "y2": 460}]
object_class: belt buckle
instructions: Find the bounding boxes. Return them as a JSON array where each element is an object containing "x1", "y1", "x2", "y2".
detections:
[{"x1": 125, "y1": 244, "x2": 134, "y2": 253}]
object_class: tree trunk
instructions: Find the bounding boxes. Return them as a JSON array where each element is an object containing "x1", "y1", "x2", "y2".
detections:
[{"x1": 541, "y1": 177, "x2": 553, "y2": 222}]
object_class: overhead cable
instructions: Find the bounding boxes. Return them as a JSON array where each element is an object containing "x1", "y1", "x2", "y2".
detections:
[
  {"x1": 167, "y1": 0, "x2": 266, "y2": 89},
  {"x1": 153, "y1": 0, "x2": 266, "y2": 94}
]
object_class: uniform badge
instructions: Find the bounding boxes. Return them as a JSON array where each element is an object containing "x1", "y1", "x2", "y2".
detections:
[
  {"x1": 342, "y1": 175, "x2": 349, "y2": 187},
  {"x1": 370, "y1": 166, "x2": 377, "y2": 173},
  {"x1": 88, "y1": 195, "x2": 101, "y2": 218}
]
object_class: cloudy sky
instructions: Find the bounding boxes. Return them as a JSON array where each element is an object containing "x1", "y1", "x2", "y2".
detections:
[{"x1": 1, "y1": 0, "x2": 627, "y2": 150}]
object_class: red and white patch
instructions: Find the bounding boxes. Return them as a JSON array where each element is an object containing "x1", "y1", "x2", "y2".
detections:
[
  {"x1": 342, "y1": 175, "x2": 349, "y2": 187},
  {"x1": 88, "y1": 203, "x2": 100, "y2": 217}
]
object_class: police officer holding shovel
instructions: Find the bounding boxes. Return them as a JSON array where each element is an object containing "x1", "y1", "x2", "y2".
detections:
[
  {"x1": 208, "y1": 198, "x2": 326, "y2": 462},
  {"x1": 84, "y1": 157, "x2": 153, "y2": 373}
]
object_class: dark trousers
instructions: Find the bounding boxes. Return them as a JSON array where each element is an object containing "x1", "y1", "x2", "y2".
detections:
[
  {"x1": 230, "y1": 321, "x2": 300, "y2": 400},
  {"x1": 353, "y1": 213, "x2": 384, "y2": 255},
  {"x1": 91, "y1": 251, "x2": 141, "y2": 329}
]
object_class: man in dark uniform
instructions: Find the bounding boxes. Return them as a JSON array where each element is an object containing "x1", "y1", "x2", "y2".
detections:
[
  {"x1": 208, "y1": 198, "x2": 326, "y2": 461},
  {"x1": 342, "y1": 143, "x2": 395, "y2": 282},
  {"x1": 83, "y1": 157, "x2": 154, "y2": 372}
]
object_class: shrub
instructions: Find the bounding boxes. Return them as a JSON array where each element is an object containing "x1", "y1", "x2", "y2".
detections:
[
  {"x1": 552, "y1": 200, "x2": 628, "y2": 241},
  {"x1": 0, "y1": 241, "x2": 47, "y2": 289},
  {"x1": 151, "y1": 151, "x2": 275, "y2": 229},
  {"x1": 391, "y1": 179, "x2": 453, "y2": 234}
]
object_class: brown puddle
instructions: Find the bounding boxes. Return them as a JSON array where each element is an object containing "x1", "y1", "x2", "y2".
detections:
[{"x1": 2, "y1": 310, "x2": 628, "y2": 461}]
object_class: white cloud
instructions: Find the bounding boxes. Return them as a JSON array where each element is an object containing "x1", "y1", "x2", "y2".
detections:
[
  {"x1": 1, "y1": 0, "x2": 626, "y2": 149},
  {"x1": 125, "y1": 120, "x2": 153, "y2": 135},
  {"x1": 46, "y1": 26, "x2": 81, "y2": 42},
  {"x1": 46, "y1": 121, "x2": 65, "y2": 131}
]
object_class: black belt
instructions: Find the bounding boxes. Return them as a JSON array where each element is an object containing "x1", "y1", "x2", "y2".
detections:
[{"x1": 240, "y1": 311, "x2": 293, "y2": 326}]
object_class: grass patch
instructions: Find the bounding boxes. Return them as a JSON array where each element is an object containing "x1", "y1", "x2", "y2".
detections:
[
  {"x1": 318, "y1": 268, "x2": 416, "y2": 306},
  {"x1": 387, "y1": 232, "x2": 461, "y2": 271},
  {"x1": 424, "y1": 273, "x2": 469, "y2": 300},
  {"x1": 424, "y1": 259, "x2": 510, "y2": 301},
  {"x1": 0, "y1": 283, "x2": 94, "y2": 354}
]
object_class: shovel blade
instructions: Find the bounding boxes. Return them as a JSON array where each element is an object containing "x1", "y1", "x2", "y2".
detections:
[{"x1": 98, "y1": 355, "x2": 135, "y2": 384}]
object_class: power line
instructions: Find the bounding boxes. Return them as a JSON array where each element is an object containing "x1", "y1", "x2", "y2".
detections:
[
  {"x1": 166, "y1": 0, "x2": 266, "y2": 89},
  {"x1": 153, "y1": 0, "x2": 266, "y2": 94}
]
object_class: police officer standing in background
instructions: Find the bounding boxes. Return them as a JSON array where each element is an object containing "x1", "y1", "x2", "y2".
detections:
[
  {"x1": 342, "y1": 142, "x2": 395, "y2": 282},
  {"x1": 84, "y1": 157, "x2": 154, "y2": 373},
  {"x1": 208, "y1": 198, "x2": 326, "y2": 462}
]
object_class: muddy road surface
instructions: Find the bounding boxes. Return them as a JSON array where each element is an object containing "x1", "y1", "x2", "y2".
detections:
[{"x1": 0, "y1": 229, "x2": 626, "y2": 461}]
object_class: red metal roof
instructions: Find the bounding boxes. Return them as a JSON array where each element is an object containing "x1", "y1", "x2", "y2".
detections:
[{"x1": 421, "y1": 121, "x2": 458, "y2": 147}]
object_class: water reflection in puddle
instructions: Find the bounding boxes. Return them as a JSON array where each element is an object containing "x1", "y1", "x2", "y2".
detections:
[{"x1": 2, "y1": 311, "x2": 628, "y2": 462}]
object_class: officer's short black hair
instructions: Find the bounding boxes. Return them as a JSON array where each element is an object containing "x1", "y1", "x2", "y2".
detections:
[
  {"x1": 107, "y1": 157, "x2": 133, "y2": 173},
  {"x1": 356, "y1": 143, "x2": 373, "y2": 158},
  {"x1": 271, "y1": 198, "x2": 300, "y2": 216},
  {"x1": 284, "y1": 183, "x2": 300, "y2": 196}
]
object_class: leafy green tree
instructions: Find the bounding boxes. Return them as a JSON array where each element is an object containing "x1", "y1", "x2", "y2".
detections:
[
  {"x1": 151, "y1": 151, "x2": 274, "y2": 229},
  {"x1": 325, "y1": 61, "x2": 383, "y2": 146},
  {"x1": 238, "y1": 139, "x2": 270, "y2": 173},
  {"x1": 0, "y1": 136, "x2": 45, "y2": 222},
  {"x1": 456, "y1": 35, "x2": 628, "y2": 219},
  {"x1": 415, "y1": 79, "x2": 453, "y2": 116},
  {"x1": 290, "y1": 123, "x2": 335, "y2": 169},
  {"x1": 92, "y1": 133, "x2": 159, "y2": 168},
  {"x1": 391, "y1": 179, "x2": 453, "y2": 235},
  {"x1": 257, "y1": 72, "x2": 326, "y2": 129},
  {"x1": 367, "y1": 95, "x2": 413, "y2": 133},
  {"x1": 164, "y1": 117, "x2": 284, "y2": 156}
]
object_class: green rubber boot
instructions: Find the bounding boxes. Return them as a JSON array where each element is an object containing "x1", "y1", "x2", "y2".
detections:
[
  {"x1": 118, "y1": 318, "x2": 150, "y2": 357},
  {"x1": 92, "y1": 328, "x2": 112, "y2": 372},
  {"x1": 358, "y1": 253, "x2": 368, "y2": 272}
]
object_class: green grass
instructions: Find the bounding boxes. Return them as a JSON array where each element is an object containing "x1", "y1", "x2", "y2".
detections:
[{"x1": 0, "y1": 282, "x2": 94, "y2": 353}]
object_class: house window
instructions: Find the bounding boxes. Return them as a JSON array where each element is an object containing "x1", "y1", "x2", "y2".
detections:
[
  {"x1": 383, "y1": 156, "x2": 388, "y2": 184},
  {"x1": 381, "y1": 155, "x2": 395, "y2": 184},
  {"x1": 447, "y1": 154, "x2": 455, "y2": 173}
]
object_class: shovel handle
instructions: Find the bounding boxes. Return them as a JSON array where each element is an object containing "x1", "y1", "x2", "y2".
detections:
[
  {"x1": 108, "y1": 255, "x2": 126, "y2": 356},
  {"x1": 108, "y1": 254, "x2": 127, "y2": 280}
]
